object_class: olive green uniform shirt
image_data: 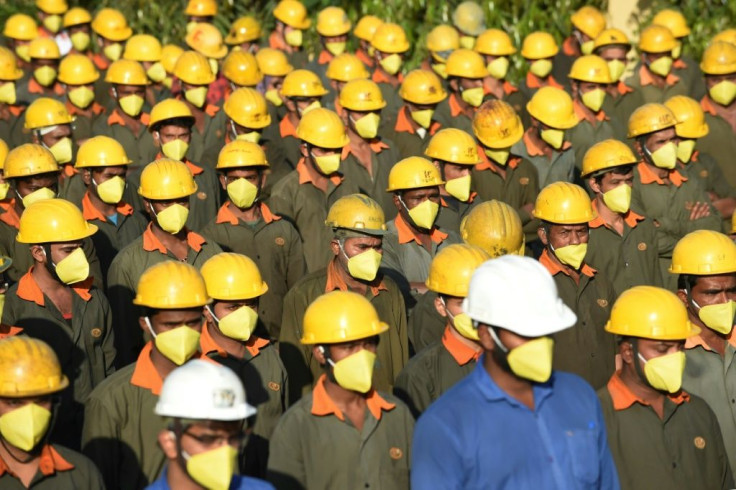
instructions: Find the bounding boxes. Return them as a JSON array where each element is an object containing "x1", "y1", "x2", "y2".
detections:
[
  {"x1": 511, "y1": 133, "x2": 575, "y2": 188},
  {"x1": 700, "y1": 110, "x2": 736, "y2": 188},
  {"x1": 407, "y1": 291, "x2": 445, "y2": 353},
  {"x1": 567, "y1": 110, "x2": 627, "y2": 173},
  {"x1": 434, "y1": 195, "x2": 479, "y2": 235},
  {"x1": 433, "y1": 94, "x2": 474, "y2": 135},
  {"x1": 383, "y1": 106, "x2": 440, "y2": 160},
  {"x1": 673, "y1": 55, "x2": 707, "y2": 100},
  {"x1": 602, "y1": 83, "x2": 646, "y2": 132},
  {"x1": 0, "y1": 445, "x2": 105, "y2": 490},
  {"x1": 624, "y1": 65, "x2": 690, "y2": 104},
  {"x1": 92, "y1": 109, "x2": 157, "y2": 169},
  {"x1": 186, "y1": 104, "x2": 228, "y2": 168},
  {"x1": 340, "y1": 140, "x2": 400, "y2": 221},
  {"x1": 680, "y1": 152, "x2": 736, "y2": 232}
]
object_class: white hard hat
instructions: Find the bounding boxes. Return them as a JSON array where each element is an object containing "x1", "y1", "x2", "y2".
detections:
[
  {"x1": 155, "y1": 360, "x2": 256, "y2": 421},
  {"x1": 462, "y1": 255, "x2": 577, "y2": 336}
]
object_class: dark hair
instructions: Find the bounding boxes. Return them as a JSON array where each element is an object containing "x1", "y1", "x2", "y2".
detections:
[
  {"x1": 591, "y1": 164, "x2": 634, "y2": 186},
  {"x1": 151, "y1": 116, "x2": 194, "y2": 133}
]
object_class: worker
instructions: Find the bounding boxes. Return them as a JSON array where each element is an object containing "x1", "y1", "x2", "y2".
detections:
[
  {"x1": 519, "y1": 31, "x2": 565, "y2": 101},
  {"x1": 652, "y1": 8, "x2": 706, "y2": 99},
  {"x1": 123, "y1": 34, "x2": 170, "y2": 107},
  {"x1": 279, "y1": 193, "x2": 408, "y2": 402},
  {"x1": 394, "y1": 244, "x2": 489, "y2": 417},
  {"x1": 434, "y1": 49, "x2": 487, "y2": 134},
  {"x1": 83, "y1": 261, "x2": 212, "y2": 490},
  {"x1": 269, "y1": 107, "x2": 359, "y2": 272},
  {"x1": 628, "y1": 103, "x2": 721, "y2": 290},
  {"x1": 0, "y1": 255, "x2": 21, "y2": 338},
  {"x1": 159, "y1": 43, "x2": 183, "y2": 91},
  {"x1": 90, "y1": 8, "x2": 132, "y2": 72},
  {"x1": 353, "y1": 15, "x2": 382, "y2": 68},
  {"x1": 201, "y1": 140, "x2": 305, "y2": 340},
  {"x1": 269, "y1": 0, "x2": 310, "y2": 69},
  {"x1": 225, "y1": 15, "x2": 262, "y2": 54},
  {"x1": 268, "y1": 290, "x2": 413, "y2": 490},
  {"x1": 422, "y1": 25, "x2": 459, "y2": 81},
  {"x1": 307, "y1": 6, "x2": 352, "y2": 86},
  {"x1": 184, "y1": 0, "x2": 216, "y2": 28},
  {"x1": 63, "y1": 7, "x2": 93, "y2": 56},
  {"x1": 2, "y1": 198, "x2": 115, "y2": 448},
  {"x1": 554, "y1": 6, "x2": 606, "y2": 85},
  {"x1": 324, "y1": 52, "x2": 370, "y2": 112},
  {"x1": 626, "y1": 25, "x2": 688, "y2": 103},
  {"x1": 200, "y1": 253, "x2": 288, "y2": 478},
  {"x1": 0, "y1": 47, "x2": 26, "y2": 145},
  {"x1": 17, "y1": 37, "x2": 64, "y2": 101},
  {"x1": 412, "y1": 255, "x2": 619, "y2": 489},
  {"x1": 35, "y1": 0, "x2": 68, "y2": 49},
  {"x1": 599, "y1": 285, "x2": 733, "y2": 489},
  {"x1": 106, "y1": 158, "x2": 222, "y2": 366},
  {"x1": 533, "y1": 181, "x2": 617, "y2": 388},
  {"x1": 670, "y1": 230, "x2": 736, "y2": 473},
  {"x1": 184, "y1": 23, "x2": 229, "y2": 106},
  {"x1": 583, "y1": 139, "x2": 662, "y2": 295},
  {"x1": 255, "y1": 47, "x2": 293, "y2": 119},
  {"x1": 370, "y1": 23, "x2": 411, "y2": 121},
  {"x1": 221, "y1": 50, "x2": 263, "y2": 95},
  {"x1": 0, "y1": 337, "x2": 105, "y2": 489},
  {"x1": 3, "y1": 14, "x2": 38, "y2": 72},
  {"x1": 150, "y1": 359, "x2": 274, "y2": 489},
  {"x1": 451, "y1": 1, "x2": 485, "y2": 49},
  {"x1": 58, "y1": 54, "x2": 105, "y2": 145}
]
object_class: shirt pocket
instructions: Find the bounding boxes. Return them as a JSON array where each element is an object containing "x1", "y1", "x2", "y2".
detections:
[{"x1": 564, "y1": 428, "x2": 600, "y2": 485}]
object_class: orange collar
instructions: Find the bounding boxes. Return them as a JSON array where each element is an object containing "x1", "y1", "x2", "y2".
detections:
[
  {"x1": 701, "y1": 95, "x2": 718, "y2": 116},
  {"x1": 0, "y1": 324, "x2": 23, "y2": 339},
  {"x1": 442, "y1": 326, "x2": 481, "y2": 365},
  {"x1": 28, "y1": 77, "x2": 65, "y2": 96},
  {"x1": 573, "y1": 99, "x2": 607, "y2": 122},
  {"x1": 475, "y1": 145, "x2": 521, "y2": 171},
  {"x1": 317, "y1": 50, "x2": 334, "y2": 65},
  {"x1": 204, "y1": 103, "x2": 220, "y2": 118},
  {"x1": 65, "y1": 99, "x2": 105, "y2": 116},
  {"x1": 324, "y1": 257, "x2": 387, "y2": 297},
  {"x1": 142, "y1": 223, "x2": 206, "y2": 254},
  {"x1": 539, "y1": 249, "x2": 596, "y2": 278},
  {"x1": 107, "y1": 108, "x2": 150, "y2": 127},
  {"x1": 521, "y1": 128, "x2": 572, "y2": 156},
  {"x1": 637, "y1": 161, "x2": 687, "y2": 187},
  {"x1": 296, "y1": 158, "x2": 343, "y2": 187},
  {"x1": 607, "y1": 371, "x2": 689, "y2": 410},
  {"x1": 17, "y1": 267, "x2": 93, "y2": 304},
  {"x1": 81, "y1": 191, "x2": 133, "y2": 222},
  {"x1": 685, "y1": 328, "x2": 736, "y2": 351},
  {"x1": 356, "y1": 49, "x2": 374, "y2": 67},
  {"x1": 268, "y1": 32, "x2": 288, "y2": 51},
  {"x1": 0, "y1": 444, "x2": 74, "y2": 478},
  {"x1": 449, "y1": 93, "x2": 467, "y2": 117},
  {"x1": 0, "y1": 199, "x2": 20, "y2": 229},
  {"x1": 200, "y1": 323, "x2": 270, "y2": 358},
  {"x1": 615, "y1": 81, "x2": 634, "y2": 95},
  {"x1": 526, "y1": 72, "x2": 564, "y2": 90},
  {"x1": 394, "y1": 106, "x2": 441, "y2": 135},
  {"x1": 394, "y1": 212, "x2": 448, "y2": 245},
  {"x1": 562, "y1": 36, "x2": 578, "y2": 57},
  {"x1": 589, "y1": 198, "x2": 644, "y2": 229},
  {"x1": 639, "y1": 65, "x2": 680, "y2": 87},
  {"x1": 6, "y1": 105, "x2": 24, "y2": 117},
  {"x1": 62, "y1": 164, "x2": 77, "y2": 178},
  {"x1": 371, "y1": 69, "x2": 403, "y2": 85},
  {"x1": 92, "y1": 53, "x2": 109, "y2": 71},
  {"x1": 154, "y1": 153, "x2": 204, "y2": 176},
  {"x1": 215, "y1": 201, "x2": 280, "y2": 225},
  {"x1": 311, "y1": 374, "x2": 395, "y2": 421},
  {"x1": 129, "y1": 342, "x2": 164, "y2": 395},
  {"x1": 502, "y1": 80, "x2": 518, "y2": 95},
  {"x1": 279, "y1": 114, "x2": 298, "y2": 138},
  {"x1": 341, "y1": 139, "x2": 389, "y2": 159},
  {"x1": 673, "y1": 58, "x2": 687, "y2": 69}
]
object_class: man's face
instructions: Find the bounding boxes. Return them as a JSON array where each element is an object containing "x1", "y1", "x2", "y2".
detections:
[
  {"x1": 146, "y1": 197, "x2": 190, "y2": 218},
  {"x1": 264, "y1": 75, "x2": 284, "y2": 93},
  {"x1": 14, "y1": 172, "x2": 59, "y2": 199},
  {"x1": 31, "y1": 58, "x2": 58, "y2": 72},
  {"x1": 450, "y1": 76, "x2": 483, "y2": 94},
  {"x1": 688, "y1": 274, "x2": 736, "y2": 310},
  {"x1": 574, "y1": 80, "x2": 605, "y2": 100},
  {"x1": 632, "y1": 338, "x2": 684, "y2": 365},
  {"x1": 219, "y1": 168, "x2": 262, "y2": 192},
  {"x1": 0, "y1": 396, "x2": 52, "y2": 417},
  {"x1": 705, "y1": 73, "x2": 736, "y2": 90},
  {"x1": 334, "y1": 236, "x2": 382, "y2": 262},
  {"x1": 143, "y1": 308, "x2": 203, "y2": 336},
  {"x1": 211, "y1": 298, "x2": 259, "y2": 322},
  {"x1": 589, "y1": 168, "x2": 634, "y2": 195},
  {"x1": 35, "y1": 124, "x2": 72, "y2": 148},
  {"x1": 85, "y1": 166, "x2": 127, "y2": 188},
  {"x1": 543, "y1": 223, "x2": 589, "y2": 249},
  {"x1": 115, "y1": 83, "x2": 145, "y2": 99},
  {"x1": 442, "y1": 161, "x2": 471, "y2": 181},
  {"x1": 318, "y1": 336, "x2": 379, "y2": 365},
  {"x1": 68, "y1": 24, "x2": 90, "y2": 36},
  {"x1": 396, "y1": 187, "x2": 440, "y2": 211},
  {"x1": 434, "y1": 295, "x2": 463, "y2": 318},
  {"x1": 47, "y1": 241, "x2": 83, "y2": 265},
  {"x1": 636, "y1": 127, "x2": 678, "y2": 158},
  {"x1": 155, "y1": 124, "x2": 192, "y2": 147},
  {"x1": 597, "y1": 45, "x2": 628, "y2": 64},
  {"x1": 178, "y1": 420, "x2": 244, "y2": 458}
]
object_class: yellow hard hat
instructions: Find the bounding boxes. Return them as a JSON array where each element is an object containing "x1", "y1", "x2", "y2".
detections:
[
  {"x1": 370, "y1": 23, "x2": 410, "y2": 54},
  {"x1": 173, "y1": 50, "x2": 215, "y2": 85},
  {"x1": 445, "y1": 48, "x2": 488, "y2": 78},
  {"x1": 398, "y1": 69, "x2": 447, "y2": 104},
  {"x1": 0, "y1": 47, "x2": 24, "y2": 81},
  {"x1": 0, "y1": 139, "x2": 8, "y2": 171},
  {"x1": 474, "y1": 29, "x2": 517, "y2": 56},
  {"x1": 161, "y1": 44, "x2": 184, "y2": 75},
  {"x1": 301, "y1": 290, "x2": 389, "y2": 344},
  {"x1": 426, "y1": 25, "x2": 460, "y2": 59},
  {"x1": 0, "y1": 337, "x2": 69, "y2": 398},
  {"x1": 124, "y1": 34, "x2": 163, "y2": 62},
  {"x1": 627, "y1": 103, "x2": 676, "y2": 138},
  {"x1": 712, "y1": 29, "x2": 736, "y2": 47},
  {"x1": 339, "y1": 79, "x2": 386, "y2": 112},
  {"x1": 652, "y1": 9, "x2": 690, "y2": 38},
  {"x1": 273, "y1": 0, "x2": 311, "y2": 30},
  {"x1": 3, "y1": 14, "x2": 39, "y2": 41},
  {"x1": 216, "y1": 140, "x2": 269, "y2": 169},
  {"x1": 353, "y1": 15, "x2": 383, "y2": 42},
  {"x1": 222, "y1": 50, "x2": 263, "y2": 87},
  {"x1": 225, "y1": 16, "x2": 261, "y2": 45},
  {"x1": 700, "y1": 41, "x2": 736, "y2": 75},
  {"x1": 638, "y1": 25, "x2": 677, "y2": 54},
  {"x1": 91, "y1": 8, "x2": 132, "y2": 42},
  {"x1": 295, "y1": 108, "x2": 349, "y2": 148},
  {"x1": 425, "y1": 128, "x2": 481, "y2": 165},
  {"x1": 460, "y1": 200, "x2": 525, "y2": 257},
  {"x1": 426, "y1": 243, "x2": 490, "y2": 296},
  {"x1": 605, "y1": 285, "x2": 700, "y2": 339},
  {"x1": 58, "y1": 53, "x2": 99, "y2": 85},
  {"x1": 185, "y1": 0, "x2": 217, "y2": 17},
  {"x1": 568, "y1": 55, "x2": 612, "y2": 83},
  {"x1": 521, "y1": 31, "x2": 559, "y2": 59},
  {"x1": 105, "y1": 59, "x2": 149, "y2": 85},
  {"x1": 665, "y1": 95, "x2": 709, "y2": 139},
  {"x1": 317, "y1": 6, "x2": 351, "y2": 37},
  {"x1": 75, "y1": 135, "x2": 132, "y2": 168},
  {"x1": 138, "y1": 158, "x2": 198, "y2": 200},
  {"x1": 149, "y1": 98, "x2": 194, "y2": 129},
  {"x1": 472, "y1": 99, "x2": 524, "y2": 148},
  {"x1": 29, "y1": 37, "x2": 60, "y2": 60},
  {"x1": 326, "y1": 53, "x2": 370, "y2": 82},
  {"x1": 280, "y1": 69, "x2": 328, "y2": 97},
  {"x1": 325, "y1": 193, "x2": 387, "y2": 234},
  {"x1": 63, "y1": 7, "x2": 91, "y2": 28},
  {"x1": 255, "y1": 47, "x2": 293, "y2": 77},
  {"x1": 452, "y1": 1, "x2": 485, "y2": 36},
  {"x1": 24, "y1": 97, "x2": 74, "y2": 130},
  {"x1": 593, "y1": 28, "x2": 631, "y2": 51},
  {"x1": 386, "y1": 156, "x2": 444, "y2": 192},
  {"x1": 581, "y1": 139, "x2": 637, "y2": 177},
  {"x1": 223, "y1": 88, "x2": 271, "y2": 129},
  {"x1": 526, "y1": 86, "x2": 578, "y2": 129},
  {"x1": 186, "y1": 22, "x2": 227, "y2": 59},
  {"x1": 16, "y1": 198, "x2": 98, "y2": 243},
  {"x1": 134, "y1": 261, "x2": 211, "y2": 309},
  {"x1": 201, "y1": 253, "x2": 269, "y2": 301},
  {"x1": 570, "y1": 6, "x2": 606, "y2": 39},
  {"x1": 670, "y1": 230, "x2": 736, "y2": 275},
  {"x1": 36, "y1": 0, "x2": 68, "y2": 15},
  {"x1": 532, "y1": 181, "x2": 595, "y2": 224},
  {"x1": 3, "y1": 144, "x2": 59, "y2": 179}
]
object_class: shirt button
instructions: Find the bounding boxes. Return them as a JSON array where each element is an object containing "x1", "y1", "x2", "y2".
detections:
[
  {"x1": 365, "y1": 484, "x2": 370, "y2": 488},
  {"x1": 672, "y1": 462, "x2": 677, "y2": 469}
]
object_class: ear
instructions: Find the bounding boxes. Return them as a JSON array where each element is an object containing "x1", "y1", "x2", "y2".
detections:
[
  {"x1": 434, "y1": 295, "x2": 447, "y2": 317},
  {"x1": 676, "y1": 289, "x2": 688, "y2": 306},
  {"x1": 619, "y1": 340, "x2": 634, "y2": 366},
  {"x1": 82, "y1": 169, "x2": 92, "y2": 186},
  {"x1": 218, "y1": 173, "x2": 227, "y2": 191},
  {"x1": 158, "y1": 430, "x2": 179, "y2": 460},
  {"x1": 202, "y1": 305, "x2": 214, "y2": 326},
  {"x1": 588, "y1": 177, "x2": 601, "y2": 195},
  {"x1": 313, "y1": 345, "x2": 327, "y2": 366},
  {"x1": 259, "y1": 171, "x2": 267, "y2": 190},
  {"x1": 31, "y1": 132, "x2": 40, "y2": 144},
  {"x1": 571, "y1": 81, "x2": 579, "y2": 98},
  {"x1": 329, "y1": 238, "x2": 341, "y2": 257},
  {"x1": 448, "y1": 78, "x2": 459, "y2": 92},
  {"x1": 633, "y1": 139, "x2": 643, "y2": 158},
  {"x1": 392, "y1": 193, "x2": 402, "y2": 212},
  {"x1": 139, "y1": 316, "x2": 151, "y2": 334},
  {"x1": 339, "y1": 109, "x2": 350, "y2": 126},
  {"x1": 152, "y1": 131, "x2": 161, "y2": 147},
  {"x1": 283, "y1": 96, "x2": 296, "y2": 112},
  {"x1": 537, "y1": 226, "x2": 548, "y2": 245},
  {"x1": 299, "y1": 142, "x2": 309, "y2": 158},
  {"x1": 29, "y1": 244, "x2": 46, "y2": 263}
]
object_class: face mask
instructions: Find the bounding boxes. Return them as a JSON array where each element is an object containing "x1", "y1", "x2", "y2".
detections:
[
  {"x1": 152, "y1": 203, "x2": 189, "y2": 234},
  {"x1": 580, "y1": 40, "x2": 594, "y2": 55},
  {"x1": 540, "y1": 128, "x2": 565, "y2": 150},
  {"x1": 410, "y1": 109, "x2": 434, "y2": 129},
  {"x1": 709, "y1": 80, "x2": 736, "y2": 106},
  {"x1": 226, "y1": 178, "x2": 258, "y2": 208},
  {"x1": 311, "y1": 151, "x2": 341, "y2": 175},
  {"x1": 208, "y1": 305, "x2": 258, "y2": 341},
  {"x1": 68, "y1": 86, "x2": 95, "y2": 108},
  {"x1": 52, "y1": 247, "x2": 90, "y2": 284},
  {"x1": 15, "y1": 45, "x2": 30, "y2": 63},
  {"x1": 186, "y1": 21, "x2": 199, "y2": 34},
  {"x1": 647, "y1": 55, "x2": 673, "y2": 77},
  {"x1": 638, "y1": 350, "x2": 686, "y2": 393},
  {"x1": 484, "y1": 147, "x2": 510, "y2": 166},
  {"x1": 103, "y1": 42, "x2": 123, "y2": 62},
  {"x1": 265, "y1": 88, "x2": 283, "y2": 106},
  {"x1": 326, "y1": 41, "x2": 346, "y2": 56},
  {"x1": 119, "y1": 94, "x2": 145, "y2": 117},
  {"x1": 460, "y1": 86, "x2": 484, "y2": 107},
  {"x1": 33, "y1": 66, "x2": 57, "y2": 87},
  {"x1": 208, "y1": 58, "x2": 219, "y2": 77},
  {"x1": 145, "y1": 318, "x2": 201, "y2": 366},
  {"x1": 298, "y1": 100, "x2": 321, "y2": 116},
  {"x1": 327, "y1": 348, "x2": 376, "y2": 393},
  {"x1": 0, "y1": 182, "x2": 8, "y2": 200},
  {"x1": 0, "y1": 403, "x2": 52, "y2": 452},
  {"x1": 607, "y1": 60, "x2": 626, "y2": 82},
  {"x1": 440, "y1": 298, "x2": 479, "y2": 341},
  {"x1": 677, "y1": 139, "x2": 696, "y2": 163},
  {"x1": 43, "y1": 14, "x2": 62, "y2": 33},
  {"x1": 672, "y1": 42, "x2": 682, "y2": 60},
  {"x1": 94, "y1": 175, "x2": 126, "y2": 204},
  {"x1": 445, "y1": 174, "x2": 472, "y2": 202},
  {"x1": 692, "y1": 298, "x2": 736, "y2": 335},
  {"x1": 551, "y1": 243, "x2": 588, "y2": 270},
  {"x1": 161, "y1": 139, "x2": 189, "y2": 161},
  {"x1": 602, "y1": 183, "x2": 632, "y2": 214},
  {"x1": 0, "y1": 293, "x2": 4, "y2": 319},
  {"x1": 352, "y1": 113, "x2": 380, "y2": 139},
  {"x1": 379, "y1": 53, "x2": 402, "y2": 75},
  {"x1": 646, "y1": 141, "x2": 677, "y2": 169},
  {"x1": 22, "y1": 187, "x2": 56, "y2": 208},
  {"x1": 0, "y1": 82, "x2": 16, "y2": 104},
  {"x1": 581, "y1": 87, "x2": 606, "y2": 112},
  {"x1": 403, "y1": 197, "x2": 439, "y2": 230},
  {"x1": 431, "y1": 63, "x2": 447, "y2": 79},
  {"x1": 185, "y1": 86, "x2": 208, "y2": 108},
  {"x1": 529, "y1": 59, "x2": 553, "y2": 78},
  {"x1": 459, "y1": 36, "x2": 475, "y2": 49},
  {"x1": 147, "y1": 62, "x2": 167, "y2": 83},
  {"x1": 341, "y1": 243, "x2": 382, "y2": 281},
  {"x1": 489, "y1": 327, "x2": 554, "y2": 383},
  {"x1": 184, "y1": 444, "x2": 238, "y2": 490},
  {"x1": 70, "y1": 32, "x2": 91, "y2": 52},
  {"x1": 285, "y1": 29, "x2": 303, "y2": 47},
  {"x1": 487, "y1": 57, "x2": 509, "y2": 79},
  {"x1": 231, "y1": 120, "x2": 260, "y2": 143},
  {"x1": 163, "y1": 76, "x2": 173, "y2": 89},
  {"x1": 46, "y1": 137, "x2": 73, "y2": 164}
]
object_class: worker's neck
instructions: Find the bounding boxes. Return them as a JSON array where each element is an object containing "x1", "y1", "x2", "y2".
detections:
[
  {"x1": 206, "y1": 322, "x2": 246, "y2": 359},
  {"x1": 595, "y1": 194, "x2": 624, "y2": 224},
  {"x1": 323, "y1": 376, "x2": 367, "y2": 408},
  {"x1": 619, "y1": 365, "x2": 665, "y2": 414},
  {"x1": 166, "y1": 460, "x2": 205, "y2": 490},
  {"x1": 483, "y1": 351, "x2": 535, "y2": 409},
  {"x1": 151, "y1": 222, "x2": 188, "y2": 245},
  {"x1": 448, "y1": 324, "x2": 482, "y2": 353},
  {"x1": 228, "y1": 199, "x2": 261, "y2": 222},
  {"x1": 87, "y1": 188, "x2": 118, "y2": 216},
  {"x1": 31, "y1": 262, "x2": 66, "y2": 291},
  {"x1": 150, "y1": 344, "x2": 183, "y2": 380}
]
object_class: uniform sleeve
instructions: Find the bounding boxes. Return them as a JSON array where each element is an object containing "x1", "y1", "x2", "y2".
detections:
[
  {"x1": 267, "y1": 415, "x2": 307, "y2": 490},
  {"x1": 411, "y1": 411, "x2": 465, "y2": 490},
  {"x1": 393, "y1": 364, "x2": 432, "y2": 419},
  {"x1": 595, "y1": 395, "x2": 621, "y2": 490},
  {"x1": 106, "y1": 254, "x2": 140, "y2": 368},
  {"x1": 82, "y1": 395, "x2": 121, "y2": 490},
  {"x1": 390, "y1": 286, "x2": 409, "y2": 369},
  {"x1": 99, "y1": 292, "x2": 117, "y2": 377},
  {"x1": 278, "y1": 288, "x2": 314, "y2": 405},
  {"x1": 285, "y1": 225, "x2": 306, "y2": 289},
  {"x1": 83, "y1": 236, "x2": 104, "y2": 290}
]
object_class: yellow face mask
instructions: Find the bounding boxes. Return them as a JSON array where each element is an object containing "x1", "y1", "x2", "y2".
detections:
[
  {"x1": 581, "y1": 87, "x2": 606, "y2": 112},
  {"x1": 208, "y1": 58, "x2": 219, "y2": 77},
  {"x1": 70, "y1": 32, "x2": 91, "y2": 52},
  {"x1": 459, "y1": 35, "x2": 475, "y2": 49},
  {"x1": 118, "y1": 94, "x2": 145, "y2": 117},
  {"x1": 162, "y1": 76, "x2": 173, "y2": 89},
  {"x1": 146, "y1": 319, "x2": 201, "y2": 366},
  {"x1": 404, "y1": 197, "x2": 439, "y2": 230},
  {"x1": 326, "y1": 41, "x2": 346, "y2": 56},
  {"x1": 460, "y1": 86, "x2": 484, "y2": 107},
  {"x1": 487, "y1": 57, "x2": 509, "y2": 80},
  {"x1": 709, "y1": 80, "x2": 736, "y2": 106},
  {"x1": 540, "y1": 128, "x2": 565, "y2": 150},
  {"x1": 185, "y1": 86, "x2": 208, "y2": 108},
  {"x1": 33, "y1": 66, "x2": 57, "y2": 87},
  {"x1": 311, "y1": 151, "x2": 341, "y2": 175},
  {"x1": 0, "y1": 182, "x2": 8, "y2": 200},
  {"x1": 444, "y1": 174, "x2": 472, "y2": 202},
  {"x1": 265, "y1": 88, "x2": 283, "y2": 106},
  {"x1": 410, "y1": 109, "x2": 434, "y2": 129},
  {"x1": 0, "y1": 403, "x2": 52, "y2": 452},
  {"x1": 341, "y1": 244, "x2": 382, "y2": 282},
  {"x1": 51, "y1": 247, "x2": 90, "y2": 285},
  {"x1": 352, "y1": 113, "x2": 380, "y2": 139},
  {"x1": 285, "y1": 29, "x2": 303, "y2": 47},
  {"x1": 147, "y1": 62, "x2": 167, "y2": 83},
  {"x1": 68, "y1": 86, "x2": 95, "y2": 108},
  {"x1": 648, "y1": 55, "x2": 673, "y2": 77},
  {"x1": 484, "y1": 147, "x2": 510, "y2": 166},
  {"x1": 672, "y1": 42, "x2": 682, "y2": 60},
  {"x1": 379, "y1": 53, "x2": 402, "y2": 75},
  {"x1": 15, "y1": 45, "x2": 30, "y2": 63},
  {"x1": 580, "y1": 40, "x2": 594, "y2": 55},
  {"x1": 94, "y1": 175, "x2": 126, "y2": 204},
  {"x1": 46, "y1": 137, "x2": 73, "y2": 164},
  {"x1": 529, "y1": 59, "x2": 553, "y2": 78},
  {"x1": 0, "y1": 82, "x2": 16, "y2": 104},
  {"x1": 152, "y1": 203, "x2": 189, "y2": 234},
  {"x1": 299, "y1": 100, "x2": 321, "y2": 116},
  {"x1": 42, "y1": 14, "x2": 62, "y2": 34},
  {"x1": 235, "y1": 131, "x2": 261, "y2": 143},
  {"x1": 22, "y1": 187, "x2": 56, "y2": 208},
  {"x1": 431, "y1": 62, "x2": 447, "y2": 79},
  {"x1": 209, "y1": 305, "x2": 258, "y2": 341},
  {"x1": 602, "y1": 183, "x2": 632, "y2": 214},
  {"x1": 551, "y1": 243, "x2": 588, "y2": 270},
  {"x1": 692, "y1": 298, "x2": 736, "y2": 335},
  {"x1": 161, "y1": 139, "x2": 189, "y2": 161},
  {"x1": 647, "y1": 141, "x2": 677, "y2": 169},
  {"x1": 677, "y1": 139, "x2": 696, "y2": 163},
  {"x1": 184, "y1": 444, "x2": 238, "y2": 490},
  {"x1": 607, "y1": 59, "x2": 626, "y2": 83},
  {"x1": 186, "y1": 21, "x2": 199, "y2": 34},
  {"x1": 226, "y1": 177, "x2": 258, "y2": 209},
  {"x1": 327, "y1": 348, "x2": 376, "y2": 393},
  {"x1": 638, "y1": 350, "x2": 686, "y2": 393},
  {"x1": 103, "y1": 42, "x2": 123, "y2": 62},
  {"x1": 489, "y1": 327, "x2": 555, "y2": 383},
  {"x1": 440, "y1": 297, "x2": 479, "y2": 341}
]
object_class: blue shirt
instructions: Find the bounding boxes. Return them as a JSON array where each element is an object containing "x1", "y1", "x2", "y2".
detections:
[
  {"x1": 411, "y1": 359, "x2": 620, "y2": 490},
  {"x1": 146, "y1": 466, "x2": 275, "y2": 490}
]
